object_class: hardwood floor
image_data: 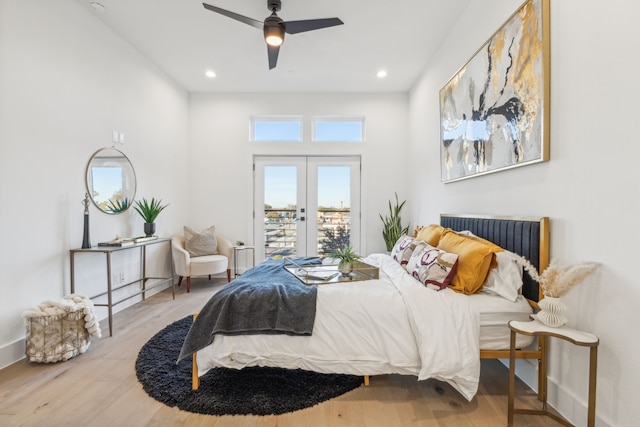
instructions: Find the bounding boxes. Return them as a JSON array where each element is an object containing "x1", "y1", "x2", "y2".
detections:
[{"x1": 0, "y1": 279, "x2": 562, "y2": 426}]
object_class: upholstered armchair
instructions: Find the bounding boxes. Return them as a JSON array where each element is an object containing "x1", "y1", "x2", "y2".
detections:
[{"x1": 171, "y1": 233, "x2": 232, "y2": 292}]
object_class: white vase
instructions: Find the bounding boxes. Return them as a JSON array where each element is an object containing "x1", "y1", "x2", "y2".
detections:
[{"x1": 537, "y1": 296, "x2": 568, "y2": 327}]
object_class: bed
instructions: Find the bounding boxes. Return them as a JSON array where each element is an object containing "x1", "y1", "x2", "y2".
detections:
[{"x1": 179, "y1": 214, "x2": 549, "y2": 402}]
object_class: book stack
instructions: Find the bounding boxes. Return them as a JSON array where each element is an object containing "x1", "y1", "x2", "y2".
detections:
[
  {"x1": 133, "y1": 236, "x2": 158, "y2": 243},
  {"x1": 98, "y1": 239, "x2": 134, "y2": 247},
  {"x1": 97, "y1": 235, "x2": 158, "y2": 247}
]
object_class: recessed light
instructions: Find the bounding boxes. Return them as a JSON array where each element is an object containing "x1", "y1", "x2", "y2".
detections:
[
  {"x1": 376, "y1": 70, "x2": 388, "y2": 79},
  {"x1": 90, "y1": 2, "x2": 106, "y2": 13},
  {"x1": 205, "y1": 70, "x2": 216, "y2": 79}
]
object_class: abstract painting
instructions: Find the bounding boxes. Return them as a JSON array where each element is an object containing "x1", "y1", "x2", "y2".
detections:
[{"x1": 440, "y1": 0, "x2": 549, "y2": 183}]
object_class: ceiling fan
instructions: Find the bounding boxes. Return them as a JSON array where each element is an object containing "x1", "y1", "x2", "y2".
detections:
[{"x1": 202, "y1": 0, "x2": 344, "y2": 69}]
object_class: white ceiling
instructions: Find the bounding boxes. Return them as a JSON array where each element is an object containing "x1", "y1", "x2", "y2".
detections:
[{"x1": 76, "y1": 0, "x2": 470, "y2": 93}]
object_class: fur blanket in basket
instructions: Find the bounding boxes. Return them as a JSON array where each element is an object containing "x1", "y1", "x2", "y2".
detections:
[{"x1": 22, "y1": 294, "x2": 101, "y2": 363}]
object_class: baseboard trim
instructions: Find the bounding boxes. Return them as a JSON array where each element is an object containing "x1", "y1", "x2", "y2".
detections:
[
  {"x1": 501, "y1": 358, "x2": 608, "y2": 426},
  {"x1": 0, "y1": 338, "x2": 25, "y2": 371}
]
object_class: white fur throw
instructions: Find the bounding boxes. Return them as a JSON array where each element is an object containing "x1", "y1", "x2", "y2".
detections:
[{"x1": 22, "y1": 294, "x2": 101, "y2": 363}]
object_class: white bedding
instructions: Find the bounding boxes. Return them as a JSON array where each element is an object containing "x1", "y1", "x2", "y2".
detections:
[
  {"x1": 197, "y1": 254, "x2": 484, "y2": 400},
  {"x1": 471, "y1": 293, "x2": 535, "y2": 350}
]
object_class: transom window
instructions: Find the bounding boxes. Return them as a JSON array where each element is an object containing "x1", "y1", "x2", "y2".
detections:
[
  {"x1": 312, "y1": 116, "x2": 365, "y2": 142},
  {"x1": 251, "y1": 115, "x2": 303, "y2": 142}
]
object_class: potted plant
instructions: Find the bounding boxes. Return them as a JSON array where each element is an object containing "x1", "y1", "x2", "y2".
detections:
[
  {"x1": 514, "y1": 255, "x2": 599, "y2": 327},
  {"x1": 330, "y1": 246, "x2": 362, "y2": 275},
  {"x1": 133, "y1": 197, "x2": 169, "y2": 237},
  {"x1": 379, "y1": 193, "x2": 410, "y2": 252}
]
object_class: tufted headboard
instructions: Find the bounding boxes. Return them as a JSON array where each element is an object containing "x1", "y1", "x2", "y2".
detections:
[{"x1": 440, "y1": 214, "x2": 549, "y2": 303}]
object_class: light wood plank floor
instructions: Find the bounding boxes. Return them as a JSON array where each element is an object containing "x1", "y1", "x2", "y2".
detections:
[{"x1": 0, "y1": 279, "x2": 563, "y2": 427}]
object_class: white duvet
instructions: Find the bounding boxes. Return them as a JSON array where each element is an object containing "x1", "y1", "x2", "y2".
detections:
[{"x1": 196, "y1": 253, "x2": 481, "y2": 400}]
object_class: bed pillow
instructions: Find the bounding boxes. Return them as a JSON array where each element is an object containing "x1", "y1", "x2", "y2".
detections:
[
  {"x1": 390, "y1": 235, "x2": 417, "y2": 268},
  {"x1": 481, "y1": 250, "x2": 524, "y2": 302},
  {"x1": 415, "y1": 224, "x2": 446, "y2": 246},
  {"x1": 437, "y1": 230, "x2": 497, "y2": 294},
  {"x1": 184, "y1": 225, "x2": 218, "y2": 256},
  {"x1": 408, "y1": 242, "x2": 459, "y2": 290}
]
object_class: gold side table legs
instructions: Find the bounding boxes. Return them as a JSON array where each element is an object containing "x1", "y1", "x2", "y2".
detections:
[{"x1": 508, "y1": 319, "x2": 599, "y2": 427}]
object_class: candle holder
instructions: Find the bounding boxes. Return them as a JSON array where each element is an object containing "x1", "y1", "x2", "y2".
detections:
[{"x1": 82, "y1": 193, "x2": 91, "y2": 249}]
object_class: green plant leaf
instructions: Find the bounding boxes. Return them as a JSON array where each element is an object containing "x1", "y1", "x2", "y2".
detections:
[
  {"x1": 133, "y1": 197, "x2": 169, "y2": 223},
  {"x1": 379, "y1": 193, "x2": 409, "y2": 251},
  {"x1": 329, "y1": 245, "x2": 362, "y2": 267}
]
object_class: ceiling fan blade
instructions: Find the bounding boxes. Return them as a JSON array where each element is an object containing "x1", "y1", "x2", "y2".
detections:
[
  {"x1": 282, "y1": 18, "x2": 343, "y2": 34},
  {"x1": 267, "y1": 44, "x2": 280, "y2": 69},
  {"x1": 202, "y1": 3, "x2": 263, "y2": 30}
]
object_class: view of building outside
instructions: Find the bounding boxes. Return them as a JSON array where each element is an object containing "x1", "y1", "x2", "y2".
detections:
[
  {"x1": 264, "y1": 165, "x2": 351, "y2": 259},
  {"x1": 263, "y1": 205, "x2": 351, "y2": 259}
]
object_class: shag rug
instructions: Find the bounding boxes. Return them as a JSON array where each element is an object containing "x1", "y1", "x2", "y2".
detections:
[{"x1": 135, "y1": 316, "x2": 363, "y2": 416}]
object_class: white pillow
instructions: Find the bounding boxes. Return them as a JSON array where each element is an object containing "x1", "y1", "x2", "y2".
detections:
[{"x1": 481, "y1": 250, "x2": 523, "y2": 302}]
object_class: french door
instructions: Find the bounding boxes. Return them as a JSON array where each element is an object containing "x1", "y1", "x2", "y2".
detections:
[{"x1": 254, "y1": 156, "x2": 361, "y2": 262}]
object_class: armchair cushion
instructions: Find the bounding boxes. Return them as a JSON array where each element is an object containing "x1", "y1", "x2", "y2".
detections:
[{"x1": 184, "y1": 225, "x2": 218, "y2": 257}]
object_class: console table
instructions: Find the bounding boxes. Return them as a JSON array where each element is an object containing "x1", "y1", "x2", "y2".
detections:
[{"x1": 69, "y1": 238, "x2": 174, "y2": 336}]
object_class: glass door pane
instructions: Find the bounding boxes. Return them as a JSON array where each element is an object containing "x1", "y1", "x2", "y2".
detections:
[
  {"x1": 255, "y1": 156, "x2": 360, "y2": 263},
  {"x1": 254, "y1": 157, "x2": 306, "y2": 262},
  {"x1": 264, "y1": 166, "x2": 298, "y2": 259}
]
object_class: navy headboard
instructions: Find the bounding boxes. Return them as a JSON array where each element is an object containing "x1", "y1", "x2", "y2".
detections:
[{"x1": 440, "y1": 214, "x2": 549, "y2": 302}]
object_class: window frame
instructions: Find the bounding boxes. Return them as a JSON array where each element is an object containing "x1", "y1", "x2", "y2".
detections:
[
  {"x1": 311, "y1": 115, "x2": 366, "y2": 143},
  {"x1": 250, "y1": 115, "x2": 303, "y2": 142}
]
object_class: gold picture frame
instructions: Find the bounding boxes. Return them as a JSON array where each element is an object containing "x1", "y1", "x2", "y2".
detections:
[{"x1": 440, "y1": 0, "x2": 550, "y2": 183}]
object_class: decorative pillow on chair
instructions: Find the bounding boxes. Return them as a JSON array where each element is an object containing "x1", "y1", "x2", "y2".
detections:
[
  {"x1": 184, "y1": 226, "x2": 218, "y2": 256},
  {"x1": 408, "y1": 243, "x2": 459, "y2": 291},
  {"x1": 390, "y1": 235, "x2": 417, "y2": 268}
]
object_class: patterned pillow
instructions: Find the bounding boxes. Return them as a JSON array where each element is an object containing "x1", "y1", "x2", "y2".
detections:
[
  {"x1": 408, "y1": 243, "x2": 459, "y2": 291},
  {"x1": 390, "y1": 235, "x2": 417, "y2": 268},
  {"x1": 184, "y1": 225, "x2": 218, "y2": 256}
]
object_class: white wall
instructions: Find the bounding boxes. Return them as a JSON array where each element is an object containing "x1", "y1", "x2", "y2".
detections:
[
  {"x1": 188, "y1": 92, "x2": 409, "y2": 259},
  {"x1": 2, "y1": 0, "x2": 634, "y2": 424},
  {"x1": 0, "y1": 0, "x2": 189, "y2": 367},
  {"x1": 409, "y1": 0, "x2": 640, "y2": 425}
]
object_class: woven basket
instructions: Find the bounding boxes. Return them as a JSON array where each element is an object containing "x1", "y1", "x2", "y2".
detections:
[{"x1": 25, "y1": 308, "x2": 90, "y2": 363}]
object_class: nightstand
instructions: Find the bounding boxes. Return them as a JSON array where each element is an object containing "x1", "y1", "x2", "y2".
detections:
[
  {"x1": 508, "y1": 318, "x2": 599, "y2": 427},
  {"x1": 233, "y1": 245, "x2": 255, "y2": 277}
]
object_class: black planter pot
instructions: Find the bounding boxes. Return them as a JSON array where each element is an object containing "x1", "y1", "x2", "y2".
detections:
[{"x1": 144, "y1": 222, "x2": 156, "y2": 237}]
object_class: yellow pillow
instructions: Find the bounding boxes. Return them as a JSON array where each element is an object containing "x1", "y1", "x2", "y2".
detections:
[
  {"x1": 437, "y1": 230, "x2": 497, "y2": 294},
  {"x1": 415, "y1": 224, "x2": 446, "y2": 246},
  {"x1": 456, "y1": 232, "x2": 503, "y2": 269}
]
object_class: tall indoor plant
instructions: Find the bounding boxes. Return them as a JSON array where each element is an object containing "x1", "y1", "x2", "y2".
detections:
[
  {"x1": 133, "y1": 197, "x2": 169, "y2": 237},
  {"x1": 379, "y1": 193, "x2": 409, "y2": 252}
]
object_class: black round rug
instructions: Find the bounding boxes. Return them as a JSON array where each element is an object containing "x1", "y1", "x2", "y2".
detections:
[{"x1": 135, "y1": 316, "x2": 363, "y2": 416}]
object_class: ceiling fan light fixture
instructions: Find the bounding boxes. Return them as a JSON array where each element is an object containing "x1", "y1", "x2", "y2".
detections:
[
  {"x1": 264, "y1": 26, "x2": 284, "y2": 47},
  {"x1": 203, "y1": 0, "x2": 342, "y2": 69}
]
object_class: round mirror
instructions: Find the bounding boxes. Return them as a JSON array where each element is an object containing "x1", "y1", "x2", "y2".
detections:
[{"x1": 85, "y1": 148, "x2": 137, "y2": 214}]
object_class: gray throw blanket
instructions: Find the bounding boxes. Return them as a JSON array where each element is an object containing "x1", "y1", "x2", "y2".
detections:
[{"x1": 177, "y1": 258, "x2": 318, "y2": 362}]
